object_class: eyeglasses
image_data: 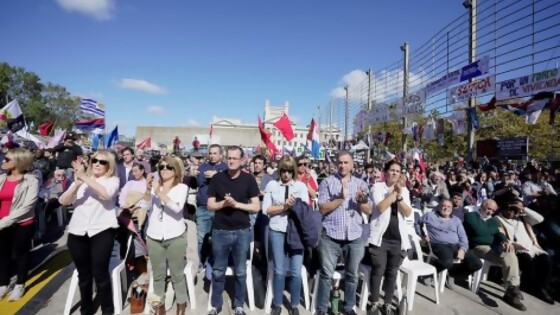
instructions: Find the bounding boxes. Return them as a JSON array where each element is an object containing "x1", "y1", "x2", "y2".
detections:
[
  {"x1": 158, "y1": 164, "x2": 174, "y2": 171},
  {"x1": 298, "y1": 163, "x2": 308, "y2": 167},
  {"x1": 91, "y1": 158, "x2": 109, "y2": 165},
  {"x1": 279, "y1": 169, "x2": 292, "y2": 174},
  {"x1": 3, "y1": 157, "x2": 12, "y2": 163}
]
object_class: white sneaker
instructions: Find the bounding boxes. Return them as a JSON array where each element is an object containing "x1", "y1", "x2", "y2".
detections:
[
  {"x1": 0, "y1": 285, "x2": 12, "y2": 300},
  {"x1": 8, "y1": 284, "x2": 25, "y2": 301}
]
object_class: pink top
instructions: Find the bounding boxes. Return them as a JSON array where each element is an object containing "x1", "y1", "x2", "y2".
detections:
[{"x1": 0, "y1": 179, "x2": 33, "y2": 226}]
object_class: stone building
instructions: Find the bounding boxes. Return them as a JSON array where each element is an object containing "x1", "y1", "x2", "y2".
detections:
[{"x1": 135, "y1": 100, "x2": 342, "y2": 150}]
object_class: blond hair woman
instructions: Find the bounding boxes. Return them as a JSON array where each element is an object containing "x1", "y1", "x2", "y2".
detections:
[
  {"x1": 0, "y1": 148, "x2": 39, "y2": 301},
  {"x1": 144, "y1": 156, "x2": 189, "y2": 315},
  {"x1": 59, "y1": 149, "x2": 120, "y2": 315}
]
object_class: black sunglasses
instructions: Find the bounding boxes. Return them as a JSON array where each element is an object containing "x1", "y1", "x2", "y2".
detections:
[
  {"x1": 298, "y1": 163, "x2": 308, "y2": 167},
  {"x1": 3, "y1": 157, "x2": 12, "y2": 163},
  {"x1": 279, "y1": 168, "x2": 292, "y2": 174},
  {"x1": 158, "y1": 164, "x2": 174, "y2": 171},
  {"x1": 91, "y1": 158, "x2": 109, "y2": 166}
]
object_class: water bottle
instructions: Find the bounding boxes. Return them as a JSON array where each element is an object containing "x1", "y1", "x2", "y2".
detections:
[{"x1": 331, "y1": 282, "x2": 340, "y2": 315}]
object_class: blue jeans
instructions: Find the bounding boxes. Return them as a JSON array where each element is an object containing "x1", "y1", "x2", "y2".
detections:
[
  {"x1": 268, "y1": 229, "x2": 304, "y2": 307},
  {"x1": 315, "y1": 232, "x2": 364, "y2": 312},
  {"x1": 196, "y1": 206, "x2": 215, "y2": 262},
  {"x1": 210, "y1": 228, "x2": 251, "y2": 309}
]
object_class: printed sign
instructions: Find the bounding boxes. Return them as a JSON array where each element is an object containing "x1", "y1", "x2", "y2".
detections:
[
  {"x1": 426, "y1": 56, "x2": 490, "y2": 96},
  {"x1": 449, "y1": 74, "x2": 496, "y2": 103},
  {"x1": 398, "y1": 89, "x2": 426, "y2": 116},
  {"x1": 476, "y1": 136, "x2": 528, "y2": 158},
  {"x1": 496, "y1": 68, "x2": 560, "y2": 101}
]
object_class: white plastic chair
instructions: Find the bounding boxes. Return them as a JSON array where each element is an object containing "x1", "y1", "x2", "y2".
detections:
[
  {"x1": 470, "y1": 258, "x2": 499, "y2": 293},
  {"x1": 399, "y1": 229, "x2": 440, "y2": 311},
  {"x1": 263, "y1": 227, "x2": 310, "y2": 313},
  {"x1": 143, "y1": 259, "x2": 197, "y2": 313},
  {"x1": 64, "y1": 235, "x2": 132, "y2": 315},
  {"x1": 206, "y1": 241, "x2": 256, "y2": 311}
]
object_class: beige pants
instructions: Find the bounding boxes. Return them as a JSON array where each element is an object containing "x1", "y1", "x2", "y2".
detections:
[{"x1": 472, "y1": 245, "x2": 520, "y2": 287}]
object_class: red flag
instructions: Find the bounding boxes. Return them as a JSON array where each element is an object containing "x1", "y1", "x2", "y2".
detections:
[
  {"x1": 273, "y1": 113, "x2": 295, "y2": 141},
  {"x1": 549, "y1": 95, "x2": 560, "y2": 125},
  {"x1": 258, "y1": 116, "x2": 278, "y2": 154},
  {"x1": 136, "y1": 136, "x2": 152, "y2": 149},
  {"x1": 38, "y1": 122, "x2": 54, "y2": 136},
  {"x1": 478, "y1": 97, "x2": 497, "y2": 111}
]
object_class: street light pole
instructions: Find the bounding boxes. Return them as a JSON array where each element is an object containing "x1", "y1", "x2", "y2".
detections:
[
  {"x1": 466, "y1": 0, "x2": 477, "y2": 160},
  {"x1": 344, "y1": 85, "x2": 349, "y2": 149},
  {"x1": 401, "y1": 42, "x2": 410, "y2": 153}
]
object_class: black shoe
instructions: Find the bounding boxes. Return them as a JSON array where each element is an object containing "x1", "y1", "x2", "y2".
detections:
[
  {"x1": 380, "y1": 304, "x2": 394, "y2": 315},
  {"x1": 289, "y1": 306, "x2": 300, "y2": 315},
  {"x1": 343, "y1": 309, "x2": 357, "y2": 315},
  {"x1": 271, "y1": 305, "x2": 282, "y2": 315},
  {"x1": 503, "y1": 287, "x2": 527, "y2": 311},
  {"x1": 513, "y1": 285, "x2": 524, "y2": 300},
  {"x1": 367, "y1": 304, "x2": 381, "y2": 315},
  {"x1": 445, "y1": 276, "x2": 455, "y2": 290}
]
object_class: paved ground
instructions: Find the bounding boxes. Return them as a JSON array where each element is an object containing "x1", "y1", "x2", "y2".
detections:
[{"x1": 2, "y1": 217, "x2": 558, "y2": 315}]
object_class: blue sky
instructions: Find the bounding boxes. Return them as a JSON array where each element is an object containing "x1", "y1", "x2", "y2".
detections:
[{"x1": 0, "y1": 0, "x2": 467, "y2": 136}]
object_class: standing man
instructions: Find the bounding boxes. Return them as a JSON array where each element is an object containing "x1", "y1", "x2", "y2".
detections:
[
  {"x1": 173, "y1": 136, "x2": 181, "y2": 155},
  {"x1": 134, "y1": 148, "x2": 151, "y2": 173},
  {"x1": 252, "y1": 155, "x2": 273, "y2": 228},
  {"x1": 52, "y1": 132, "x2": 83, "y2": 179},
  {"x1": 192, "y1": 136, "x2": 200, "y2": 152},
  {"x1": 196, "y1": 144, "x2": 228, "y2": 264},
  {"x1": 315, "y1": 151, "x2": 372, "y2": 315},
  {"x1": 117, "y1": 147, "x2": 135, "y2": 189},
  {"x1": 206, "y1": 146, "x2": 260, "y2": 315}
]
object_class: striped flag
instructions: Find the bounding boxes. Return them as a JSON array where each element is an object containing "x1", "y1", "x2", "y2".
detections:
[{"x1": 80, "y1": 99, "x2": 105, "y2": 117}]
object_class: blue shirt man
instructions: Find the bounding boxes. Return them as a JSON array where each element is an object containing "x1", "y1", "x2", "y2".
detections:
[{"x1": 315, "y1": 151, "x2": 372, "y2": 315}]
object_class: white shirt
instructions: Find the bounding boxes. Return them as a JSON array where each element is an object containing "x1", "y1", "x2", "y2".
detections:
[
  {"x1": 146, "y1": 184, "x2": 189, "y2": 241},
  {"x1": 66, "y1": 176, "x2": 120, "y2": 237},
  {"x1": 368, "y1": 182, "x2": 412, "y2": 250}
]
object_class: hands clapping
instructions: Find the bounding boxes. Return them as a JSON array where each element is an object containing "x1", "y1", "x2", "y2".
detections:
[{"x1": 224, "y1": 193, "x2": 237, "y2": 208}]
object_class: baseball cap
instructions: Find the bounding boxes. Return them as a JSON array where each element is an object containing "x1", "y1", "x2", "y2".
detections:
[{"x1": 64, "y1": 132, "x2": 76, "y2": 140}]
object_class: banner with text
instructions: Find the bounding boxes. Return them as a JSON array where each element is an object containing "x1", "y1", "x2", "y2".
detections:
[
  {"x1": 496, "y1": 68, "x2": 560, "y2": 101},
  {"x1": 448, "y1": 74, "x2": 496, "y2": 103},
  {"x1": 426, "y1": 56, "x2": 490, "y2": 96},
  {"x1": 398, "y1": 89, "x2": 426, "y2": 116}
]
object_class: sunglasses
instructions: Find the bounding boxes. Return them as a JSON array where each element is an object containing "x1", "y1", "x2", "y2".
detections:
[
  {"x1": 298, "y1": 163, "x2": 308, "y2": 167},
  {"x1": 279, "y1": 169, "x2": 292, "y2": 174},
  {"x1": 91, "y1": 158, "x2": 109, "y2": 165},
  {"x1": 3, "y1": 157, "x2": 12, "y2": 163},
  {"x1": 158, "y1": 164, "x2": 174, "y2": 171}
]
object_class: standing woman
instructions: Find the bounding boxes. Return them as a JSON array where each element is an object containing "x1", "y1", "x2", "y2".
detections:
[
  {"x1": 144, "y1": 156, "x2": 189, "y2": 315},
  {"x1": 59, "y1": 150, "x2": 120, "y2": 315},
  {"x1": 262, "y1": 156, "x2": 309, "y2": 315},
  {"x1": 367, "y1": 160, "x2": 412, "y2": 315},
  {"x1": 0, "y1": 148, "x2": 39, "y2": 301}
]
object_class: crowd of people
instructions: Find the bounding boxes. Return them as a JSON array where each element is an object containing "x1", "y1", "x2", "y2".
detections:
[{"x1": 0, "y1": 134, "x2": 559, "y2": 315}]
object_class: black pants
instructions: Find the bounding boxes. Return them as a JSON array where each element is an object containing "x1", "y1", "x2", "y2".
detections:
[
  {"x1": 0, "y1": 223, "x2": 34, "y2": 285},
  {"x1": 430, "y1": 243, "x2": 482, "y2": 276},
  {"x1": 68, "y1": 229, "x2": 116, "y2": 315},
  {"x1": 368, "y1": 239, "x2": 403, "y2": 304},
  {"x1": 44, "y1": 198, "x2": 62, "y2": 218},
  {"x1": 517, "y1": 252, "x2": 552, "y2": 293}
]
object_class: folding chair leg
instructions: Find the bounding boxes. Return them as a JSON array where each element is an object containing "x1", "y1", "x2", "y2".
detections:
[{"x1": 301, "y1": 266, "x2": 310, "y2": 311}]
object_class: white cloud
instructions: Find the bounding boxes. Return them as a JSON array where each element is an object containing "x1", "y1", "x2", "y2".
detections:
[
  {"x1": 117, "y1": 79, "x2": 168, "y2": 95},
  {"x1": 55, "y1": 0, "x2": 115, "y2": 21},
  {"x1": 77, "y1": 92, "x2": 104, "y2": 100},
  {"x1": 146, "y1": 106, "x2": 164, "y2": 114},
  {"x1": 185, "y1": 119, "x2": 200, "y2": 127}
]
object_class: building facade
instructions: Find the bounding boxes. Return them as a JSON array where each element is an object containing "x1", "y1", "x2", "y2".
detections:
[{"x1": 135, "y1": 100, "x2": 342, "y2": 150}]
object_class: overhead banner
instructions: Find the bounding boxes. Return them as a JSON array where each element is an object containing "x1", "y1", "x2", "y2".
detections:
[
  {"x1": 366, "y1": 101, "x2": 400, "y2": 124},
  {"x1": 449, "y1": 74, "x2": 496, "y2": 103},
  {"x1": 353, "y1": 109, "x2": 367, "y2": 135},
  {"x1": 426, "y1": 56, "x2": 490, "y2": 96},
  {"x1": 496, "y1": 68, "x2": 560, "y2": 101}
]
